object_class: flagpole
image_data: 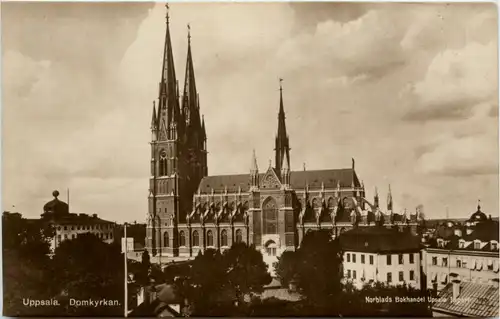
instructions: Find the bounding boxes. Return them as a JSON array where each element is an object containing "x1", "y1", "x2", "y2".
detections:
[{"x1": 124, "y1": 222, "x2": 128, "y2": 317}]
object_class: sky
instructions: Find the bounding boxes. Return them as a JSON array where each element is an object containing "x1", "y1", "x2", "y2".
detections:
[{"x1": 2, "y1": 2, "x2": 498, "y2": 223}]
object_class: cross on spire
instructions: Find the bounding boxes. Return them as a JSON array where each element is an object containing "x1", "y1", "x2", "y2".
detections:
[{"x1": 279, "y1": 78, "x2": 283, "y2": 92}]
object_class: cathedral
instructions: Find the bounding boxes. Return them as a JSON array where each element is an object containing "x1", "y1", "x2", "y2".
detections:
[{"x1": 145, "y1": 9, "x2": 424, "y2": 268}]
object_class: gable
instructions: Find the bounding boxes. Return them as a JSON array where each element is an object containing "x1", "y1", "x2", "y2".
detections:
[{"x1": 260, "y1": 166, "x2": 281, "y2": 190}]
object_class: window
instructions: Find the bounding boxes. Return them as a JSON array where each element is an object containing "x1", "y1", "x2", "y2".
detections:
[
  {"x1": 57, "y1": 235, "x2": 61, "y2": 242},
  {"x1": 179, "y1": 231, "x2": 186, "y2": 246},
  {"x1": 410, "y1": 270, "x2": 414, "y2": 280},
  {"x1": 347, "y1": 270, "x2": 351, "y2": 278},
  {"x1": 369, "y1": 255, "x2": 374, "y2": 265},
  {"x1": 64, "y1": 234, "x2": 68, "y2": 239},
  {"x1": 474, "y1": 241, "x2": 481, "y2": 249},
  {"x1": 399, "y1": 254, "x2": 404, "y2": 265},
  {"x1": 387, "y1": 255, "x2": 392, "y2": 265},
  {"x1": 442, "y1": 257, "x2": 448, "y2": 267},
  {"x1": 266, "y1": 240, "x2": 277, "y2": 256},
  {"x1": 409, "y1": 254, "x2": 415, "y2": 264},
  {"x1": 71, "y1": 226, "x2": 75, "y2": 230},
  {"x1": 64, "y1": 226, "x2": 68, "y2": 230},
  {"x1": 72, "y1": 234, "x2": 76, "y2": 239},
  {"x1": 192, "y1": 231, "x2": 200, "y2": 247},
  {"x1": 221, "y1": 229, "x2": 228, "y2": 247},
  {"x1": 462, "y1": 261, "x2": 467, "y2": 269},
  {"x1": 347, "y1": 253, "x2": 351, "y2": 262},
  {"x1": 361, "y1": 255, "x2": 365, "y2": 264},
  {"x1": 399, "y1": 271, "x2": 404, "y2": 282},
  {"x1": 456, "y1": 260, "x2": 461, "y2": 268},
  {"x1": 353, "y1": 254, "x2": 357, "y2": 263},
  {"x1": 353, "y1": 270, "x2": 357, "y2": 279},
  {"x1": 387, "y1": 272, "x2": 392, "y2": 283},
  {"x1": 492, "y1": 242, "x2": 498, "y2": 250},
  {"x1": 263, "y1": 198, "x2": 278, "y2": 234},
  {"x1": 207, "y1": 230, "x2": 214, "y2": 246},
  {"x1": 164, "y1": 232, "x2": 169, "y2": 247},
  {"x1": 459, "y1": 241, "x2": 465, "y2": 249},
  {"x1": 110, "y1": 233, "x2": 113, "y2": 239},
  {"x1": 235, "y1": 229, "x2": 243, "y2": 243},
  {"x1": 432, "y1": 257, "x2": 437, "y2": 265}
]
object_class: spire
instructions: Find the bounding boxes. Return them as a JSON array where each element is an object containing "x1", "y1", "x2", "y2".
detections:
[
  {"x1": 182, "y1": 23, "x2": 200, "y2": 130},
  {"x1": 275, "y1": 78, "x2": 290, "y2": 173},
  {"x1": 201, "y1": 114, "x2": 206, "y2": 140},
  {"x1": 157, "y1": 3, "x2": 181, "y2": 140},
  {"x1": 387, "y1": 184, "x2": 393, "y2": 212},
  {"x1": 250, "y1": 149, "x2": 259, "y2": 173},
  {"x1": 374, "y1": 187, "x2": 379, "y2": 208},
  {"x1": 151, "y1": 101, "x2": 157, "y2": 129}
]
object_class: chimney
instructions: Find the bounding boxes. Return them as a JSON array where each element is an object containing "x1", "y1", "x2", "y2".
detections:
[{"x1": 452, "y1": 279, "x2": 461, "y2": 301}]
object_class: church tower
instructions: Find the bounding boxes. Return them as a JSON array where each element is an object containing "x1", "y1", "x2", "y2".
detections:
[
  {"x1": 274, "y1": 79, "x2": 290, "y2": 174},
  {"x1": 147, "y1": 6, "x2": 206, "y2": 257}
]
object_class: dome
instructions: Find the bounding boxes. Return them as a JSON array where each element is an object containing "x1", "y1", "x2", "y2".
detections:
[
  {"x1": 43, "y1": 190, "x2": 69, "y2": 216},
  {"x1": 469, "y1": 204, "x2": 488, "y2": 223}
]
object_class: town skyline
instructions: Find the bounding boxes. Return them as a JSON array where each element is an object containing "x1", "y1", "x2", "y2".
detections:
[{"x1": 3, "y1": 2, "x2": 498, "y2": 222}]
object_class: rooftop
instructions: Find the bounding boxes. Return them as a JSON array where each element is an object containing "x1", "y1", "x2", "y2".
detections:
[
  {"x1": 433, "y1": 281, "x2": 499, "y2": 317},
  {"x1": 339, "y1": 226, "x2": 421, "y2": 253}
]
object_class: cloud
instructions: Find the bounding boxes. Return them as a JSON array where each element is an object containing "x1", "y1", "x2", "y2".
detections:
[{"x1": 401, "y1": 41, "x2": 498, "y2": 122}]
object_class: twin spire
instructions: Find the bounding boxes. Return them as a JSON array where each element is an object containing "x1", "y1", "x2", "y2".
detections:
[{"x1": 151, "y1": 4, "x2": 206, "y2": 144}]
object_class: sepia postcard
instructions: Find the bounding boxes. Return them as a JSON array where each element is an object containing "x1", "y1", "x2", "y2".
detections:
[{"x1": 2, "y1": 1, "x2": 499, "y2": 317}]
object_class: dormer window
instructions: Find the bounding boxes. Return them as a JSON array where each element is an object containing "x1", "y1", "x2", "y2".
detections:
[
  {"x1": 474, "y1": 240, "x2": 481, "y2": 250},
  {"x1": 437, "y1": 238, "x2": 444, "y2": 248},
  {"x1": 459, "y1": 240, "x2": 465, "y2": 249},
  {"x1": 491, "y1": 241, "x2": 498, "y2": 251}
]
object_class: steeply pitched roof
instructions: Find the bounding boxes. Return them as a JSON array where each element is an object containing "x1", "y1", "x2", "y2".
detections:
[
  {"x1": 433, "y1": 282, "x2": 499, "y2": 317},
  {"x1": 197, "y1": 168, "x2": 360, "y2": 193},
  {"x1": 339, "y1": 227, "x2": 421, "y2": 253}
]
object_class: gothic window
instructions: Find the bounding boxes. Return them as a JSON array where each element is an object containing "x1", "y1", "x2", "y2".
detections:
[
  {"x1": 328, "y1": 197, "x2": 335, "y2": 208},
  {"x1": 179, "y1": 231, "x2": 186, "y2": 247},
  {"x1": 221, "y1": 229, "x2": 228, "y2": 247},
  {"x1": 192, "y1": 230, "x2": 200, "y2": 247},
  {"x1": 159, "y1": 151, "x2": 167, "y2": 176},
  {"x1": 164, "y1": 232, "x2": 169, "y2": 247},
  {"x1": 263, "y1": 198, "x2": 278, "y2": 235},
  {"x1": 207, "y1": 230, "x2": 214, "y2": 247},
  {"x1": 235, "y1": 229, "x2": 243, "y2": 243}
]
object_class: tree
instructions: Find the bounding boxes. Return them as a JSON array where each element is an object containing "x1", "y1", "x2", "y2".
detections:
[
  {"x1": 224, "y1": 242, "x2": 272, "y2": 305},
  {"x1": 273, "y1": 250, "x2": 298, "y2": 288},
  {"x1": 2, "y1": 212, "x2": 56, "y2": 316},
  {"x1": 274, "y1": 230, "x2": 343, "y2": 315},
  {"x1": 51, "y1": 233, "x2": 124, "y2": 316}
]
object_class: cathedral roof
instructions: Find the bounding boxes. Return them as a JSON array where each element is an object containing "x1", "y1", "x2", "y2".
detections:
[{"x1": 197, "y1": 168, "x2": 360, "y2": 193}]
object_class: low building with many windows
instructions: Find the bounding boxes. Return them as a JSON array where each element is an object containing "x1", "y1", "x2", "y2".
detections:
[
  {"x1": 423, "y1": 204, "x2": 499, "y2": 293},
  {"x1": 41, "y1": 190, "x2": 116, "y2": 251},
  {"x1": 339, "y1": 227, "x2": 422, "y2": 289}
]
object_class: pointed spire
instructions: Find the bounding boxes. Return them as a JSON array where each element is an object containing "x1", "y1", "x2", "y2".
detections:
[
  {"x1": 157, "y1": 3, "x2": 181, "y2": 139},
  {"x1": 250, "y1": 149, "x2": 258, "y2": 173},
  {"x1": 387, "y1": 184, "x2": 393, "y2": 212},
  {"x1": 182, "y1": 23, "x2": 200, "y2": 130},
  {"x1": 275, "y1": 78, "x2": 290, "y2": 173},
  {"x1": 151, "y1": 101, "x2": 157, "y2": 129},
  {"x1": 374, "y1": 186, "x2": 379, "y2": 208}
]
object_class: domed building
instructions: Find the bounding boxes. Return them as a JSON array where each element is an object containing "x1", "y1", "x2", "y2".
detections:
[
  {"x1": 41, "y1": 190, "x2": 116, "y2": 252},
  {"x1": 424, "y1": 202, "x2": 499, "y2": 295}
]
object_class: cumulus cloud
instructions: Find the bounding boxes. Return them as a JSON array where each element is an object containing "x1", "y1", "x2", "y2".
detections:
[
  {"x1": 2, "y1": 2, "x2": 498, "y2": 221},
  {"x1": 401, "y1": 40, "x2": 498, "y2": 122}
]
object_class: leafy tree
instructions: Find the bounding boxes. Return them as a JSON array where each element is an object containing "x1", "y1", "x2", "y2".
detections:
[
  {"x1": 2, "y1": 212, "x2": 56, "y2": 316},
  {"x1": 51, "y1": 233, "x2": 124, "y2": 316},
  {"x1": 273, "y1": 250, "x2": 298, "y2": 288},
  {"x1": 224, "y1": 242, "x2": 272, "y2": 305},
  {"x1": 274, "y1": 230, "x2": 343, "y2": 315}
]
